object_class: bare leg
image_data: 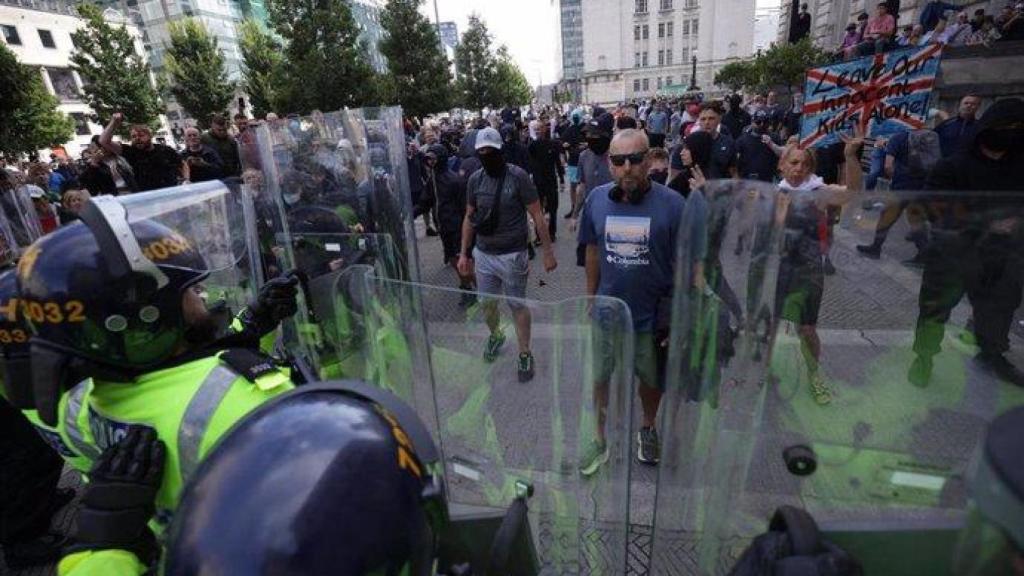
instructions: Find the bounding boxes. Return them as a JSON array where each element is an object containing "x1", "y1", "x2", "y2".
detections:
[
  {"x1": 797, "y1": 324, "x2": 822, "y2": 375},
  {"x1": 512, "y1": 306, "x2": 532, "y2": 354},
  {"x1": 638, "y1": 380, "x2": 664, "y2": 429},
  {"x1": 484, "y1": 300, "x2": 500, "y2": 334}
]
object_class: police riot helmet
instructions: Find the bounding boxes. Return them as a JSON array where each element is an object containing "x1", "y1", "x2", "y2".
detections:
[
  {"x1": 952, "y1": 406, "x2": 1024, "y2": 575},
  {"x1": 16, "y1": 196, "x2": 209, "y2": 424},
  {"x1": 164, "y1": 380, "x2": 448, "y2": 576},
  {"x1": 0, "y1": 269, "x2": 34, "y2": 408}
]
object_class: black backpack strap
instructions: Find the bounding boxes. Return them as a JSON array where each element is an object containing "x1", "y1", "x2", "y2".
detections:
[
  {"x1": 769, "y1": 505, "x2": 822, "y2": 557},
  {"x1": 218, "y1": 348, "x2": 279, "y2": 383}
]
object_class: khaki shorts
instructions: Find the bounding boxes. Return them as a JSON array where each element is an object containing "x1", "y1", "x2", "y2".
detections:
[{"x1": 592, "y1": 326, "x2": 660, "y2": 390}]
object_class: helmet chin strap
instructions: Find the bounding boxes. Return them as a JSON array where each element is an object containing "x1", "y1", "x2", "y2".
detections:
[{"x1": 79, "y1": 196, "x2": 169, "y2": 290}]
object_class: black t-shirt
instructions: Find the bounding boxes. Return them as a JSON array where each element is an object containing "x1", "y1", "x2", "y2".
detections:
[
  {"x1": 181, "y1": 146, "x2": 224, "y2": 183},
  {"x1": 561, "y1": 123, "x2": 584, "y2": 166},
  {"x1": 121, "y1": 143, "x2": 182, "y2": 191},
  {"x1": 528, "y1": 139, "x2": 562, "y2": 188},
  {"x1": 736, "y1": 132, "x2": 780, "y2": 182}
]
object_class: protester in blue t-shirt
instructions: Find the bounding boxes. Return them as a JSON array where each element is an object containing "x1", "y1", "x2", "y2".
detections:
[{"x1": 576, "y1": 129, "x2": 706, "y2": 475}]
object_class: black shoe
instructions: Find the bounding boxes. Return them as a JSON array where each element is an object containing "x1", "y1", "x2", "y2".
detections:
[
  {"x1": 533, "y1": 237, "x2": 543, "y2": 247},
  {"x1": 517, "y1": 352, "x2": 535, "y2": 382},
  {"x1": 976, "y1": 353, "x2": 1024, "y2": 387},
  {"x1": 637, "y1": 426, "x2": 660, "y2": 465},
  {"x1": 425, "y1": 228, "x2": 439, "y2": 237},
  {"x1": 823, "y1": 256, "x2": 836, "y2": 275},
  {"x1": 3, "y1": 533, "x2": 69, "y2": 569},
  {"x1": 856, "y1": 243, "x2": 881, "y2": 259},
  {"x1": 458, "y1": 290, "x2": 477, "y2": 308},
  {"x1": 903, "y1": 253, "x2": 926, "y2": 268}
]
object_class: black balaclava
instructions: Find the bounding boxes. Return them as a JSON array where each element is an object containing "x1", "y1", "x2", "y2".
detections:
[
  {"x1": 588, "y1": 136, "x2": 611, "y2": 156},
  {"x1": 479, "y1": 149, "x2": 507, "y2": 178}
]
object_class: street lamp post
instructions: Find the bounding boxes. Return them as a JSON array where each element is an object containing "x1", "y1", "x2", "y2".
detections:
[{"x1": 688, "y1": 54, "x2": 699, "y2": 91}]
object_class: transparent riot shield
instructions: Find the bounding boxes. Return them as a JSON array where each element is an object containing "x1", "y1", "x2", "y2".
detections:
[
  {"x1": 0, "y1": 209, "x2": 19, "y2": 269},
  {"x1": 330, "y1": 266, "x2": 635, "y2": 574},
  {"x1": 117, "y1": 181, "x2": 260, "y2": 331},
  {"x1": 651, "y1": 181, "x2": 1024, "y2": 575},
  {"x1": 239, "y1": 108, "x2": 419, "y2": 374},
  {"x1": 0, "y1": 184, "x2": 44, "y2": 255}
]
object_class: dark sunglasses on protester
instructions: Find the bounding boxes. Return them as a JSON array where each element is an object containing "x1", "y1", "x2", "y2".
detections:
[{"x1": 609, "y1": 152, "x2": 646, "y2": 167}]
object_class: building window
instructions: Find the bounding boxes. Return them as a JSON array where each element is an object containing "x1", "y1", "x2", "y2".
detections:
[
  {"x1": 47, "y1": 68, "x2": 79, "y2": 101},
  {"x1": 685, "y1": 0, "x2": 698, "y2": 8},
  {"x1": 657, "y1": 50, "x2": 664, "y2": 66},
  {"x1": 642, "y1": 25, "x2": 649, "y2": 39},
  {"x1": 2, "y1": 24, "x2": 21, "y2": 45},
  {"x1": 667, "y1": 22, "x2": 674, "y2": 37},
  {"x1": 666, "y1": 49, "x2": 673, "y2": 65},
  {"x1": 642, "y1": 78, "x2": 650, "y2": 91},
  {"x1": 70, "y1": 113, "x2": 91, "y2": 136},
  {"x1": 635, "y1": 52, "x2": 641, "y2": 68},
  {"x1": 666, "y1": 75, "x2": 674, "y2": 86},
  {"x1": 680, "y1": 47, "x2": 690, "y2": 62},
  {"x1": 658, "y1": 23, "x2": 665, "y2": 38},
  {"x1": 634, "y1": 79, "x2": 641, "y2": 93},
  {"x1": 634, "y1": 25, "x2": 640, "y2": 40},
  {"x1": 661, "y1": 0, "x2": 674, "y2": 9},
  {"x1": 682, "y1": 21, "x2": 690, "y2": 35},
  {"x1": 692, "y1": 19, "x2": 699, "y2": 34},
  {"x1": 635, "y1": 0, "x2": 648, "y2": 14},
  {"x1": 38, "y1": 29, "x2": 56, "y2": 49},
  {"x1": 657, "y1": 77, "x2": 663, "y2": 89},
  {"x1": 642, "y1": 52, "x2": 648, "y2": 67}
]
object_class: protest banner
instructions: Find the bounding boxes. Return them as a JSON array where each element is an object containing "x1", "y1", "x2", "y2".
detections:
[{"x1": 799, "y1": 44, "x2": 944, "y2": 149}]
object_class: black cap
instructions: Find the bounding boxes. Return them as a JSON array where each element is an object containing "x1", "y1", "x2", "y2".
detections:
[{"x1": 584, "y1": 113, "x2": 615, "y2": 138}]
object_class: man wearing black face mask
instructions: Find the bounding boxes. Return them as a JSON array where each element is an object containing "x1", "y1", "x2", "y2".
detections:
[
  {"x1": 458, "y1": 128, "x2": 557, "y2": 383},
  {"x1": 909, "y1": 98, "x2": 1024, "y2": 388},
  {"x1": 570, "y1": 114, "x2": 616, "y2": 266},
  {"x1": 736, "y1": 109, "x2": 782, "y2": 182}
]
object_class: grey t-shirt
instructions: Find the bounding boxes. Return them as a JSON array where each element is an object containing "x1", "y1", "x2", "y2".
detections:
[
  {"x1": 467, "y1": 164, "x2": 538, "y2": 255},
  {"x1": 578, "y1": 149, "x2": 613, "y2": 198}
]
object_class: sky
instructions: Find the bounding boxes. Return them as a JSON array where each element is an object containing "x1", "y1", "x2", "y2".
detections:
[{"x1": 420, "y1": 0, "x2": 782, "y2": 88}]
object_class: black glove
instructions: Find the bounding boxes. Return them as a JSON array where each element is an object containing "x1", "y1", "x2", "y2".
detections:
[
  {"x1": 68, "y1": 428, "x2": 165, "y2": 565},
  {"x1": 242, "y1": 270, "x2": 300, "y2": 336}
]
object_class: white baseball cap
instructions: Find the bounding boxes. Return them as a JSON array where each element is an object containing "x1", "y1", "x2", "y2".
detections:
[{"x1": 475, "y1": 127, "x2": 503, "y2": 151}]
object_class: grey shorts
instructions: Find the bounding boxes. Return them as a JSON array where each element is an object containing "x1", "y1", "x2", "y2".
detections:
[
  {"x1": 473, "y1": 248, "x2": 529, "y2": 304},
  {"x1": 593, "y1": 327, "x2": 660, "y2": 390}
]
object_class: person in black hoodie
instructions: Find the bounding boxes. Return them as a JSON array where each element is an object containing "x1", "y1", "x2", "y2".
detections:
[
  {"x1": 721, "y1": 94, "x2": 752, "y2": 140},
  {"x1": 423, "y1": 144, "x2": 476, "y2": 303},
  {"x1": 909, "y1": 98, "x2": 1024, "y2": 388},
  {"x1": 668, "y1": 131, "x2": 713, "y2": 198},
  {"x1": 500, "y1": 123, "x2": 532, "y2": 174},
  {"x1": 528, "y1": 121, "x2": 564, "y2": 241}
]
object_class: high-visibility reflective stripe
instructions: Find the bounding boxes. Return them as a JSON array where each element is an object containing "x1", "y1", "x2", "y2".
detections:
[
  {"x1": 177, "y1": 365, "x2": 237, "y2": 482},
  {"x1": 65, "y1": 383, "x2": 100, "y2": 461}
]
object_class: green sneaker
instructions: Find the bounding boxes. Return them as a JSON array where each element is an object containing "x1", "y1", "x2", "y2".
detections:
[
  {"x1": 578, "y1": 439, "x2": 609, "y2": 477},
  {"x1": 908, "y1": 355, "x2": 933, "y2": 388},
  {"x1": 483, "y1": 330, "x2": 506, "y2": 363}
]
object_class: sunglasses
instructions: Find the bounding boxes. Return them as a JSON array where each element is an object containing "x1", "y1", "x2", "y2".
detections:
[{"x1": 610, "y1": 152, "x2": 646, "y2": 167}]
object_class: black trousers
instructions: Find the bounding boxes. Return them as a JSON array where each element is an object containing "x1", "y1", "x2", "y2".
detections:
[
  {"x1": 0, "y1": 397, "x2": 64, "y2": 545},
  {"x1": 913, "y1": 234, "x2": 1024, "y2": 358},
  {"x1": 538, "y1": 182, "x2": 559, "y2": 239}
]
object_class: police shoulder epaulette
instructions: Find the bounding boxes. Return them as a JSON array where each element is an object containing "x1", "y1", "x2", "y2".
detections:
[{"x1": 218, "y1": 348, "x2": 279, "y2": 383}]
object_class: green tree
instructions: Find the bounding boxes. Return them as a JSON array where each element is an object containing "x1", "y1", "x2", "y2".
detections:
[
  {"x1": 70, "y1": 3, "x2": 162, "y2": 131},
  {"x1": 163, "y1": 19, "x2": 236, "y2": 128},
  {"x1": 453, "y1": 15, "x2": 496, "y2": 113},
  {"x1": 379, "y1": 0, "x2": 453, "y2": 119},
  {"x1": 0, "y1": 44, "x2": 74, "y2": 158},
  {"x1": 238, "y1": 19, "x2": 284, "y2": 118},
  {"x1": 757, "y1": 38, "x2": 831, "y2": 94},
  {"x1": 490, "y1": 45, "x2": 532, "y2": 108},
  {"x1": 267, "y1": 0, "x2": 378, "y2": 114},
  {"x1": 714, "y1": 60, "x2": 758, "y2": 92}
]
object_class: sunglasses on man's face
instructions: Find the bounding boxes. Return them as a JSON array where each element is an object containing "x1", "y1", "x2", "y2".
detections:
[{"x1": 609, "y1": 152, "x2": 646, "y2": 167}]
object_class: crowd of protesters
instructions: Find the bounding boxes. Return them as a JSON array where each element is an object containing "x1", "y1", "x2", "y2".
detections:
[
  {"x1": 836, "y1": 1, "x2": 1024, "y2": 59},
  {"x1": 400, "y1": 84, "x2": 1023, "y2": 470}
]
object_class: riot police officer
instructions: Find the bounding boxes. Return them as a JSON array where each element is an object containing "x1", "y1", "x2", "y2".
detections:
[
  {"x1": 15, "y1": 189, "x2": 301, "y2": 537},
  {"x1": 59, "y1": 382, "x2": 451, "y2": 575}
]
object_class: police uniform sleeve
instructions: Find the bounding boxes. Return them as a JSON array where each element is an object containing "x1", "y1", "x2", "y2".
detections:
[{"x1": 58, "y1": 549, "x2": 146, "y2": 576}]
